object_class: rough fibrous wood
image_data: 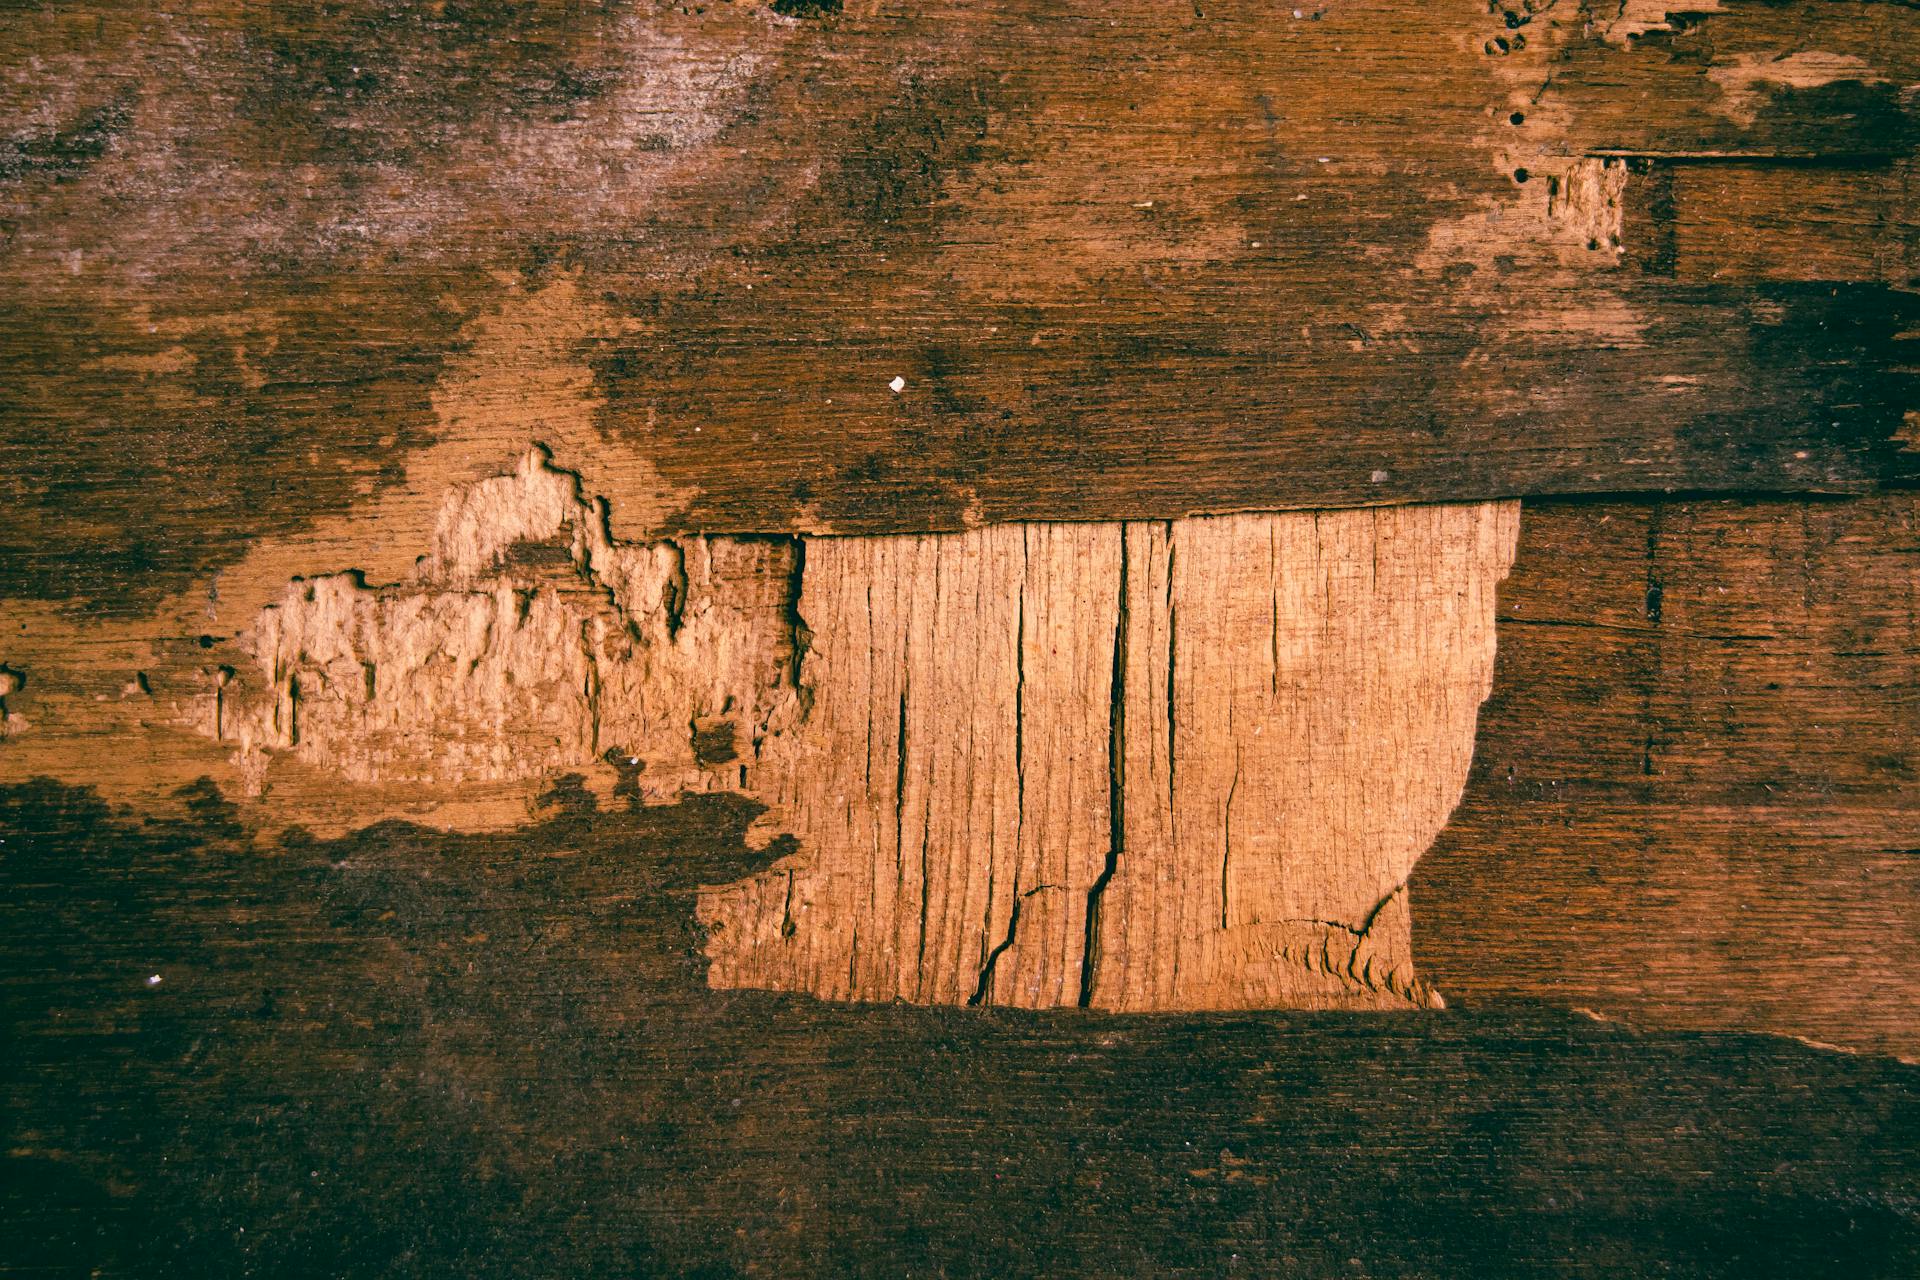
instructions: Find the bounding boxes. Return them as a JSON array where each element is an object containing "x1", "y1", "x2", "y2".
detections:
[
  {"x1": 4, "y1": 447, "x2": 1515, "y2": 1012},
  {"x1": 3, "y1": 446, "x2": 1912, "y2": 1057},
  {"x1": 699, "y1": 503, "x2": 1516, "y2": 1011}
]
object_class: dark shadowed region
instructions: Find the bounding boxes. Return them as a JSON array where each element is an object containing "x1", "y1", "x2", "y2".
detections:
[{"x1": 2, "y1": 777, "x2": 1915, "y2": 1278}]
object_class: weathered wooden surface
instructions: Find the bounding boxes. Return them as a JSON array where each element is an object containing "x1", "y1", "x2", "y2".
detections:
[
  {"x1": 1424, "y1": 494, "x2": 1920, "y2": 1060},
  {"x1": 4, "y1": 478, "x2": 1916, "y2": 1263},
  {"x1": 699, "y1": 503, "x2": 1518, "y2": 1012},
  {"x1": 4, "y1": 0, "x2": 1918, "y2": 1270},
  {"x1": 3, "y1": 484, "x2": 1914, "y2": 1054},
  {"x1": 6, "y1": 457, "x2": 1518, "y2": 1016},
  {"x1": 3, "y1": 0, "x2": 1917, "y2": 616},
  {"x1": 4, "y1": 779, "x2": 1918, "y2": 1278},
  {"x1": 3, "y1": 454, "x2": 1517, "y2": 1014}
]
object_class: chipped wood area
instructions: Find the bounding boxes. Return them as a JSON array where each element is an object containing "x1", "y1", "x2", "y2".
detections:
[
  {"x1": 4, "y1": 2, "x2": 1920, "y2": 1265},
  {"x1": 10, "y1": 449, "x2": 1515, "y2": 1012},
  {"x1": 6, "y1": 447, "x2": 1917, "y2": 1053},
  {"x1": 703, "y1": 506, "x2": 1517, "y2": 1011}
]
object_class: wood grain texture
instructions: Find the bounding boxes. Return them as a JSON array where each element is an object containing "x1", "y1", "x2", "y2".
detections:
[
  {"x1": 1422, "y1": 494, "x2": 1920, "y2": 1059},
  {"x1": 2, "y1": 777, "x2": 1917, "y2": 1278},
  {"x1": 3, "y1": 0, "x2": 1917, "y2": 617},
  {"x1": 1, "y1": 464, "x2": 1912, "y2": 1053},
  {"x1": 4, "y1": 1, "x2": 1918, "y2": 1268},
  {"x1": 698, "y1": 503, "x2": 1516, "y2": 1011},
  {"x1": 5, "y1": 444, "x2": 1516, "y2": 1014}
]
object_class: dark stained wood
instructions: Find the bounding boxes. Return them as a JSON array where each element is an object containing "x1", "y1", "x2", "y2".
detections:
[
  {"x1": 1535, "y1": 1, "x2": 1920, "y2": 159},
  {"x1": 0, "y1": 492, "x2": 1914, "y2": 1053},
  {"x1": 1621, "y1": 159, "x2": 1916, "y2": 282},
  {"x1": 3, "y1": 778, "x2": 1917, "y2": 1277},
  {"x1": 3, "y1": 1, "x2": 1917, "y2": 614},
  {"x1": 1422, "y1": 494, "x2": 1920, "y2": 1058},
  {"x1": 2, "y1": 496, "x2": 1917, "y2": 1275}
]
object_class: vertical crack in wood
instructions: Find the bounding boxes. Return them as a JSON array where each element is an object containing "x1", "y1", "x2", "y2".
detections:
[
  {"x1": 1164, "y1": 520, "x2": 1178, "y2": 921},
  {"x1": 782, "y1": 538, "x2": 809, "y2": 702},
  {"x1": 1080, "y1": 525, "x2": 1127, "y2": 1008},
  {"x1": 973, "y1": 527, "x2": 1029, "y2": 1006},
  {"x1": 699, "y1": 506, "x2": 1512, "y2": 1011},
  {"x1": 968, "y1": 882, "x2": 1020, "y2": 1008},
  {"x1": 1221, "y1": 748, "x2": 1240, "y2": 934}
]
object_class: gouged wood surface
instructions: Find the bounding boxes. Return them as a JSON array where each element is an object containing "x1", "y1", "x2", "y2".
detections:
[
  {"x1": 22, "y1": 443, "x2": 1511, "y2": 1012},
  {"x1": 4, "y1": 3, "x2": 1919, "y2": 1268},
  {"x1": 1097, "y1": 506, "x2": 1518, "y2": 1011},
  {"x1": 701, "y1": 507, "x2": 1516, "y2": 1010},
  {"x1": 707, "y1": 522, "x2": 1124, "y2": 1008}
]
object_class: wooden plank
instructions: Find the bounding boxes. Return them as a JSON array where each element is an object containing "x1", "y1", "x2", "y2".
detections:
[
  {"x1": 3, "y1": 3, "x2": 1917, "y2": 1264},
  {"x1": 1621, "y1": 158, "x2": 1916, "y2": 281},
  {"x1": 1527, "y1": 0, "x2": 1920, "y2": 159},
  {"x1": 2, "y1": 470, "x2": 1914, "y2": 1055},
  {"x1": 1422, "y1": 494, "x2": 1920, "y2": 1058},
  {"x1": 3, "y1": 1, "x2": 1917, "y2": 612},
  {"x1": 3, "y1": 774, "x2": 1919, "y2": 1276},
  {"x1": 697, "y1": 504, "x2": 1518, "y2": 1013}
]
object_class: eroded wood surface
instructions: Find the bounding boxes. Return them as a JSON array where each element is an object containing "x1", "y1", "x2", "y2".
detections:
[
  {"x1": 4, "y1": 447, "x2": 1520, "y2": 1014},
  {"x1": 4, "y1": 1, "x2": 1918, "y2": 1270},
  {"x1": 700, "y1": 504, "x2": 1517, "y2": 1013}
]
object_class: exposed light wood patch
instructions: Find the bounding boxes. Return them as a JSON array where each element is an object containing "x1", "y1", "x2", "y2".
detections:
[
  {"x1": 166, "y1": 451, "x2": 1518, "y2": 1010},
  {"x1": 217, "y1": 448, "x2": 801, "y2": 802},
  {"x1": 704, "y1": 505, "x2": 1518, "y2": 1010},
  {"x1": 13, "y1": 458, "x2": 1915, "y2": 1049}
]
